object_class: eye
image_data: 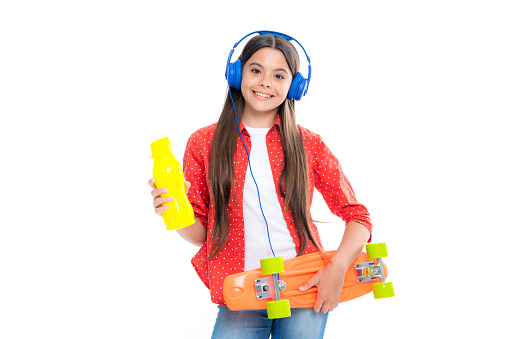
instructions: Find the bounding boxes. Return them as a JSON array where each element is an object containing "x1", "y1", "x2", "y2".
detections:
[
  {"x1": 275, "y1": 74, "x2": 285, "y2": 80},
  {"x1": 251, "y1": 69, "x2": 261, "y2": 74}
]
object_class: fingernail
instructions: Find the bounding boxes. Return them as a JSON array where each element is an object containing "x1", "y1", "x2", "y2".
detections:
[{"x1": 162, "y1": 188, "x2": 168, "y2": 193}]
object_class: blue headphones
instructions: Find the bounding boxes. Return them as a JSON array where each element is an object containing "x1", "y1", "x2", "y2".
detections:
[{"x1": 225, "y1": 30, "x2": 312, "y2": 101}]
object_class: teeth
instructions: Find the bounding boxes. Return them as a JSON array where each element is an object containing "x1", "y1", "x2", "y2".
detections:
[{"x1": 254, "y1": 91, "x2": 271, "y2": 98}]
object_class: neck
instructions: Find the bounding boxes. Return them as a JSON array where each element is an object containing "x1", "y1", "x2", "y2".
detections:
[{"x1": 242, "y1": 109, "x2": 277, "y2": 128}]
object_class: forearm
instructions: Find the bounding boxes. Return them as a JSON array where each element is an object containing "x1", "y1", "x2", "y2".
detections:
[
  {"x1": 176, "y1": 218, "x2": 206, "y2": 247},
  {"x1": 328, "y1": 221, "x2": 371, "y2": 271}
]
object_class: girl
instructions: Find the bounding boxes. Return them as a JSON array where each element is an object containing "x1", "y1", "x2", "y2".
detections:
[{"x1": 149, "y1": 32, "x2": 372, "y2": 339}]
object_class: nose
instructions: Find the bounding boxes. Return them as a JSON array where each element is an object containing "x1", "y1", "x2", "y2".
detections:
[{"x1": 259, "y1": 75, "x2": 271, "y2": 88}]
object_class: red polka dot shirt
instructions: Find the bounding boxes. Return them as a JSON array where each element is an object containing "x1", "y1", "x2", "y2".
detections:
[{"x1": 182, "y1": 115, "x2": 372, "y2": 306}]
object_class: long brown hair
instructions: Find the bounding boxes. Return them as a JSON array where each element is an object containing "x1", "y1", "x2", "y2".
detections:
[{"x1": 207, "y1": 34, "x2": 322, "y2": 260}]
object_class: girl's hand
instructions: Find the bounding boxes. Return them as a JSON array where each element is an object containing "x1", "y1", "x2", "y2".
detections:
[
  {"x1": 298, "y1": 262, "x2": 347, "y2": 313},
  {"x1": 148, "y1": 178, "x2": 191, "y2": 216}
]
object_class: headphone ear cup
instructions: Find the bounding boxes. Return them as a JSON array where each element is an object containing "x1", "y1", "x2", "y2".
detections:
[
  {"x1": 295, "y1": 77, "x2": 309, "y2": 101},
  {"x1": 227, "y1": 59, "x2": 243, "y2": 89},
  {"x1": 226, "y1": 61, "x2": 235, "y2": 88},
  {"x1": 288, "y1": 72, "x2": 308, "y2": 101}
]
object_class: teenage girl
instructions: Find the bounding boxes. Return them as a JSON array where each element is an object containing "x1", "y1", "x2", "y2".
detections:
[{"x1": 148, "y1": 32, "x2": 372, "y2": 339}]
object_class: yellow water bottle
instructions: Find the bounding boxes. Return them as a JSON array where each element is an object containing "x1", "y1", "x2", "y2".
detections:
[{"x1": 150, "y1": 137, "x2": 195, "y2": 230}]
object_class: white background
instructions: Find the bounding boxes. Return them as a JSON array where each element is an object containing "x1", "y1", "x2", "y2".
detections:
[{"x1": 1, "y1": 1, "x2": 508, "y2": 338}]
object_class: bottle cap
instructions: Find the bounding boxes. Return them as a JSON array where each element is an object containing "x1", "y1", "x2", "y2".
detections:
[{"x1": 150, "y1": 137, "x2": 173, "y2": 158}]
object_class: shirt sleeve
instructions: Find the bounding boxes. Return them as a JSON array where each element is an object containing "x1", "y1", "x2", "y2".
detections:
[
  {"x1": 183, "y1": 132, "x2": 210, "y2": 227},
  {"x1": 312, "y1": 136, "x2": 373, "y2": 237}
]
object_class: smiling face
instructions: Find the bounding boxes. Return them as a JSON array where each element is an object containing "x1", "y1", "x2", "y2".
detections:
[{"x1": 240, "y1": 47, "x2": 293, "y2": 126}]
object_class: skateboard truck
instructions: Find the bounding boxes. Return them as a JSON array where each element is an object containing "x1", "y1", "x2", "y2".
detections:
[
  {"x1": 255, "y1": 277, "x2": 286, "y2": 300},
  {"x1": 355, "y1": 260, "x2": 384, "y2": 283}
]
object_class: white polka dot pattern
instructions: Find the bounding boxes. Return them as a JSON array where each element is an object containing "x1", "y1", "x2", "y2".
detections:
[{"x1": 182, "y1": 115, "x2": 372, "y2": 305}]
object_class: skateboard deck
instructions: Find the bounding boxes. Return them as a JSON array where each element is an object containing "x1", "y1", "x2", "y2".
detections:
[{"x1": 223, "y1": 250, "x2": 388, "y2": 311}]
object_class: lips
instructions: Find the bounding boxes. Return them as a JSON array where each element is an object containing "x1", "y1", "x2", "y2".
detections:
[{"x1": 252, "y1": 91, "x2": 274, "y2": 99}]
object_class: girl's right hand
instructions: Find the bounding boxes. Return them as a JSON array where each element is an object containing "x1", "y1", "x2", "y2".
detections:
[{"x1": 148, "y1": 178, "x2": 191, "y2": 216}]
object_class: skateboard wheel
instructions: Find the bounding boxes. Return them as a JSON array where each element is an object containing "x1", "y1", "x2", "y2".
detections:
[
  {"x1": 266, "y1": 299, "x2": 291, "y2": 319},
  {"x1": 373, "y1": 282, "x2": 395, "y2": 299},
  {"x1": 366, "y1": 243, "x2": 388, "y2": 259},
  {"x1": 260, "y1": 256, "x2": 285, "y2": 275}
]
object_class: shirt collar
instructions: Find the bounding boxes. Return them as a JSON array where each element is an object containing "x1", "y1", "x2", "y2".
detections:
[{"x1": 239, "y1": 114, "x2": 281, "y2": 134}]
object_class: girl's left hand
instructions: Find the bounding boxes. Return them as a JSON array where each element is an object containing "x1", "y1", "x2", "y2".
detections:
[{"x1": 298, "y1": 263, "x2": 347, "y2": 313}]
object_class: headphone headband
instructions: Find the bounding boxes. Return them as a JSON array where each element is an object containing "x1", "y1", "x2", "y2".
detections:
[{"x1": 225, "y1": 30, "x2": 312, "y2": 100}]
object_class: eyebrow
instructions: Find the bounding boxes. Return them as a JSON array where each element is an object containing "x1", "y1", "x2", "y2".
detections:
[{"x1": 249, "y1": 62, "x2": 289, "y2": 74}]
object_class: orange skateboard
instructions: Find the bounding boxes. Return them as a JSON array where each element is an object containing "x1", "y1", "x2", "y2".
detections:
[{"x1": 223, "y1": 243, "x2": 394, "y2": 318}]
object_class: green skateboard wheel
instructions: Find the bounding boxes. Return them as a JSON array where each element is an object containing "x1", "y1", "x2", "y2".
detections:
[
  {"x1": 366, "y1": 243, "x2": 388, "y2": 259},
  {"x1": 260, "y1": 256, "x2": 285, "y2": 275},
  {"x1": 373, "y1": 282, "x2": 395, "y2": 299},
  {"x1": 266, "y1": 300, "x2": 291, "y2": 319}
]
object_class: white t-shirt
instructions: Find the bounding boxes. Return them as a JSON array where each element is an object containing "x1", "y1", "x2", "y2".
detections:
[{"x1": 243, "y1": 126, "x2": 297, "y2": 271}]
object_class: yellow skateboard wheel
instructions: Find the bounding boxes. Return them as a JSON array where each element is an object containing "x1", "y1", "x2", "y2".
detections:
[
  {"x1": 266, "y1": 299, "x2": 291, "y2": 319},
  {"x1": 366, "y1": 243, "x2": 388, "y2": 259},
  {"x1": 260, "y1": 256, "x2": 285, "y2": 276},
  {"x1": 373, "y1": 282, "x2": 395, "y2": 299}
]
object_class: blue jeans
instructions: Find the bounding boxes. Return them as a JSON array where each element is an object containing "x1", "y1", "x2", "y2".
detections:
[{"x1": 211, "y1": 305, "x2": 328, "y2": 339}]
